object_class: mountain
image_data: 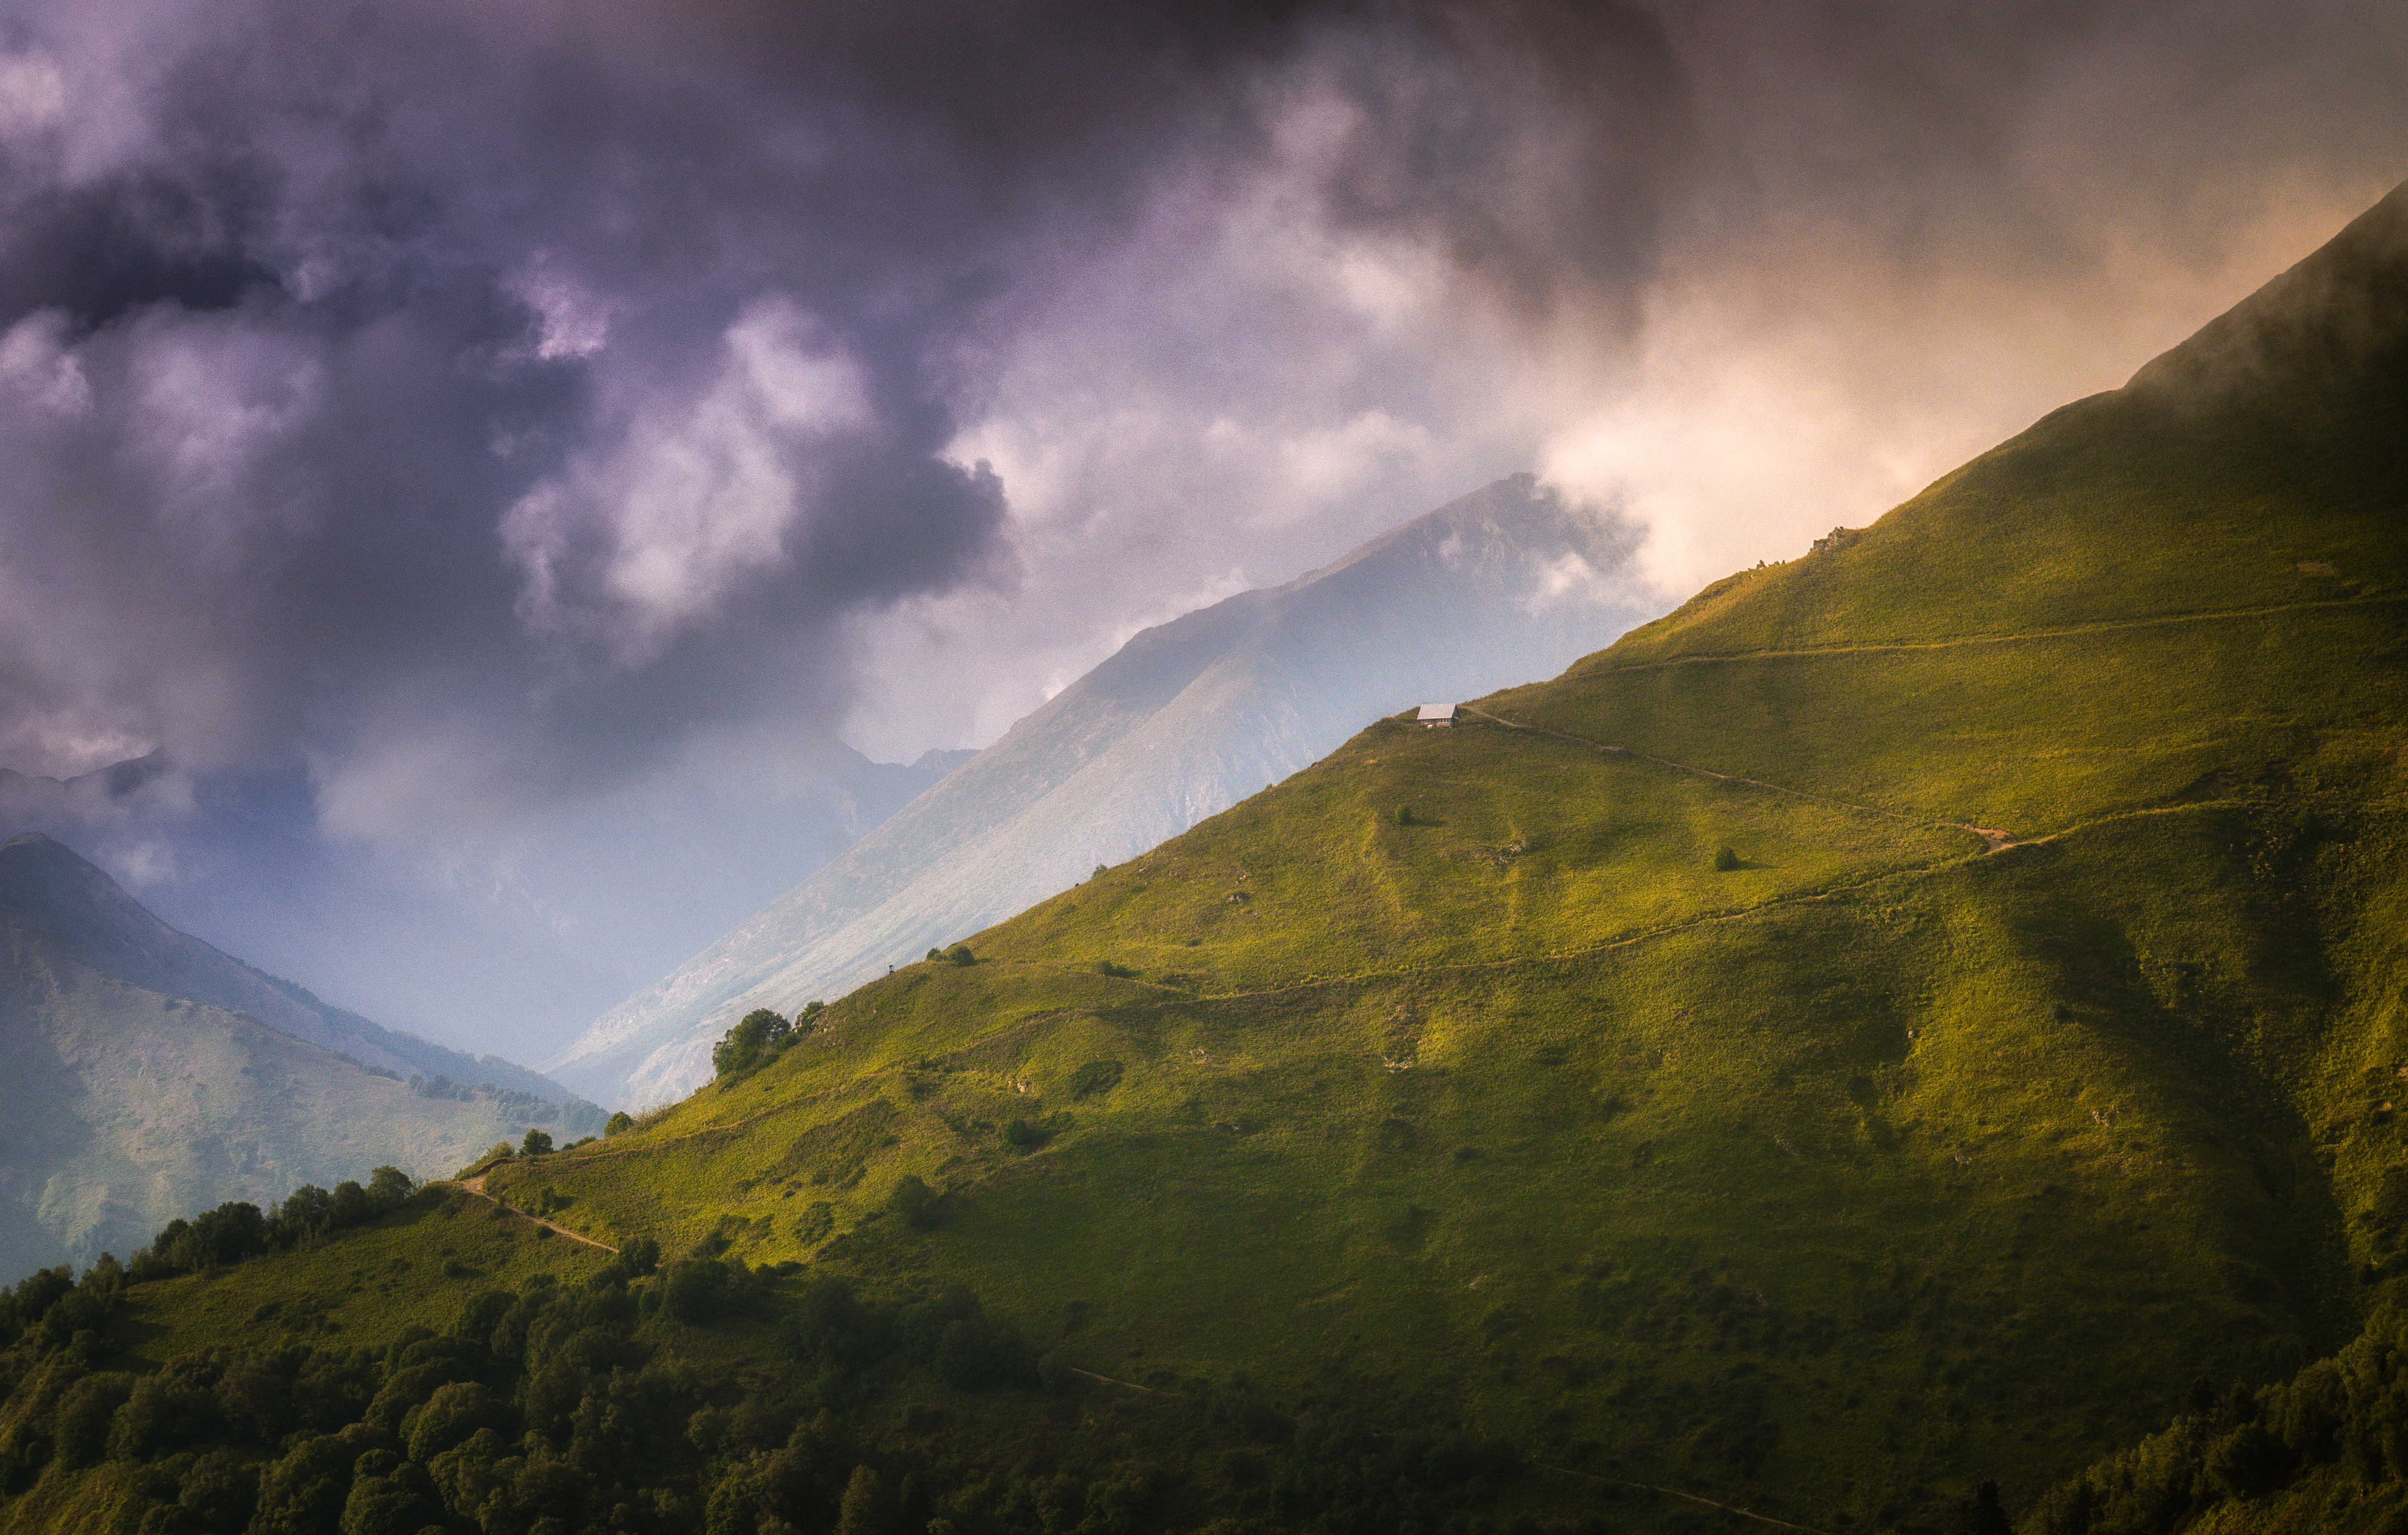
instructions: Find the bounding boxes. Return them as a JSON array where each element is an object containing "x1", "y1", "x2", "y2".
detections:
[
  {"x1": 0, "y1": 834, "x2": 608, "y2": 1276},
  {"x1": 0, "y1": 833, "x2": 578, "y2": 1104},
  {"x1": 0, "y1": 738, "x2": 973, "y2": 1065},
  {"x1": 554, "y1": 475, "x2": 1658, "y2": 1106},
  {"x1": 4, "y1": 184, "x2": 2405, "y2": 1535}
]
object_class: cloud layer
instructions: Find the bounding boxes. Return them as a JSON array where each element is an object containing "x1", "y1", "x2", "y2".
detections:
[{"x1": 3, "y1": 0, "x2": 2401, "y2": 788}]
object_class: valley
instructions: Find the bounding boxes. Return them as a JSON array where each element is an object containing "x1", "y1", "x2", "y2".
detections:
[{"x1": 0, "y1": 835, "x2": 608, "y2": 1275}]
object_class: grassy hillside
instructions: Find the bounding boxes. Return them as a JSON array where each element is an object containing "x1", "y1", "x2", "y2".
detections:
[
  {"x1": 489, "y1": 715, "x2": 2399, "y2": 1523},
  {"x1": 554, "y1": 475, "x2": 1658, "y2": 1111},
  {"x1": 0, "y1": 184, "x2": 2400, "y2": 1535}
]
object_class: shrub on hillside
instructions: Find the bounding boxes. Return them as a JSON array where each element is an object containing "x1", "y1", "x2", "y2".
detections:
[
  {"x1": 521, "y1": 1128, "x2": 554, "y2": 1157},
  {"x1": 714, "y1": 1009, "x2": 792, "y2": 1079},
  {"x1": 888, "y1": 1175, "x2": 938, "y2": 1230},
  {"x1": 899, "y1": 1288, "x2": 1039, "y2": 1393},
  {"x1": 51, "y1": 1372, "x2": 132, "y2": 1469},
  {"x1": 663, "y1": 1257, "x2": 765, "y2": 1325},
  {"x1": 407, "y1": 1381, "x2": 508, "y2": 1463},
  {"x1": 108, "y1": 1355, "x2": 226, "y2": 1461},
  {"x1": 622, "y1": 1235, "x2": 661, "y2": 1277}
]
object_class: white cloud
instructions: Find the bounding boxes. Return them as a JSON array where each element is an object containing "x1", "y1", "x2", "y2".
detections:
[
  {"x1": 507, "y1": 257, "x2": 612, "y2": 361},
  {"x1": 0, "y1": 50, "x2": 66, "y2": 140},
  {"x1": 0, "y1": 311, "x2": 93, "y2": 416},
  {"x1": 1540, "y1": 174, "x2": 2394, "y2": 595},
  {"x1": 504, "y1": 297, "x2": 872, "y2": 666}
]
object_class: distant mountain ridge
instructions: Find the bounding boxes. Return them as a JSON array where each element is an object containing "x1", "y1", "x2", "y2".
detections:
[
  {"x1": 0, "y1": 834, "x2": 609, "y2": 1277},
  {"x1": 0, "y1": 833, "x2": 575, "y2": 1104},
  {"x1": 553, "y1": 474, "x2": 1663, "y2": 1105}
]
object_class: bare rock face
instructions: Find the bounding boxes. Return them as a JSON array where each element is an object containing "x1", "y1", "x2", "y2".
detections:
[{"x1": 553, "y1": 475, "x2": 1663, "y2": 1106}]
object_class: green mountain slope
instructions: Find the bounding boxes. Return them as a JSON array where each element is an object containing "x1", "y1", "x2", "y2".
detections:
[
  {"x1": 1, "y1": 184, "x2": 2401, "y2": 1535},
  {"x1": 553, "y1": 476, "x2": 1655, "y2": 1110}
]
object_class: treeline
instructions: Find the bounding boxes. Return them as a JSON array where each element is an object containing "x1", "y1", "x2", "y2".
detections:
[
  {"x1": 406, "y1": 1074, "x2": 614, "y2": 1140},
  {"x1": 129, "y1": 1168, "x2": 421, "y2": 1285},
  {"x1": 0, "y1": 1167, "x2": 421, "y2": 1359},
  {"x1": 2021, "y1": 1304, "x2": 2408, "y2": 1533},
  {"x1": 0, "y1": 1188, "x2": 1601, "y2": 1535},
  {"x1": 0, "y1": 1261, "x2": 121, "y2": 1359}
]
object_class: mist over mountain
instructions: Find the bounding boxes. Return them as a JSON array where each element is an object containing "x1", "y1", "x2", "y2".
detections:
[
  {"x1": 0, "y1": 833, "x2": 562, "y2": 1098},
  {"x1": 555, "y1": 475, "x2": 1660, "y2": 1106},
  {"x1": 0, "y1": 834, "x2": 613, "y2": 1276},
  {"x1": 0, "y1": 743, "x2": 970, "y2": 1062}
]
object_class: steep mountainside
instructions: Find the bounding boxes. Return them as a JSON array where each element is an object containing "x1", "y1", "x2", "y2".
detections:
[
  {"x1": 556, "y1": 476, "x2": 1657, "y2": 1106},
  {"x1": 0, "y1": 836, "x2": 607, "y2": 1275},
  {"x1": 0, "y1": 833, "x2": 579, "y2": 1103},
  {"x1": 1, "y1": 183, "x2": 2401, "y2": 1535}
]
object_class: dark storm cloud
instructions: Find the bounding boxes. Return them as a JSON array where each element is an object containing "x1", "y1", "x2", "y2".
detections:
[
  {"x1": 0, "y1": 0, "x2": 1679, "y2": 806},
  {"x1": 0, "y1": 173, "x2": 267, "y2": 333},
  {"x1": 0, "y1": 0, "x2": 2398, "y2": 820}
]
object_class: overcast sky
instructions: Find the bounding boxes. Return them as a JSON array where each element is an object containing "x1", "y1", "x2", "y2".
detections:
[{"x1": 1, "y1": 0, "x2": 2403, "y2": 1049}]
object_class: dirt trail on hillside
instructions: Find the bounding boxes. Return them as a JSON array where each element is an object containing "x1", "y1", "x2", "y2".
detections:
[
  {"x1": 1461, "y1": 706, "x2": 1928, "y2": 824},
  {"x1": 1536, "y1": 1464, "x2": 1831, "y2": 1534},
  {"x1": 1176, "y1": 800, "x2": 2202, "y2": 1010},
  {"x1": 1461, "y1": 706, "x2": 2018, "y2": 853},
  {"x1": 1464, "y1": 588, "x2": 2408, "y2": 850},
  {"x1": 1590, "y1": 589, "x2": 2408, "y2": 676},
  {"x1": 447, "y1": 1171, "x2": 618, "y2": 1253},
  {"x1": 1069, "y1": 1367, "x2": 1169, "y2": 1395}
]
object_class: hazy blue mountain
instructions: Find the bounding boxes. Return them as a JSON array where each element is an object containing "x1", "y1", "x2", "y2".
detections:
[
  {"x1": 0, "y1": 740, "x2": 971, "y2": 1065},
  {"x1": 0, "y1": 834, "x2": 607, "y2": 1278},
  {"x1": 0, "y1": 832, "x2": 581, "y2": 1101},
  {"x1": 553, "y1": 475, "x2": 1663, "y2": 1105}
]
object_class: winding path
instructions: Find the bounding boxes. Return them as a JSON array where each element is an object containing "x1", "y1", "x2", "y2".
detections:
[
  {"x1": 1587, "y1": 590, "x2": 2408, "y2": 677},
  {"x1": 1458, "y1": 704, "x2": 2013, "y2": 851},
  {"x1": 1535, "y1": 1463, "x2": 1832, "y2": 1534},
  {"x1": 447, "y1": 1169, "x2": 619, "y2": 1253}
]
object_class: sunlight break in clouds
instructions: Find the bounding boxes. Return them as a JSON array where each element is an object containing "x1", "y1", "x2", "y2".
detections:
[{"x1": 505, "y1": 299, "x2": 875, "y2": 669}]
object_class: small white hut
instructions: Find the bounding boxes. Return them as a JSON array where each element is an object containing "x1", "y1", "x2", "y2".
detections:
[{"x1": 1416, "y1": 703, "x2": 1458, "y2": 728}]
